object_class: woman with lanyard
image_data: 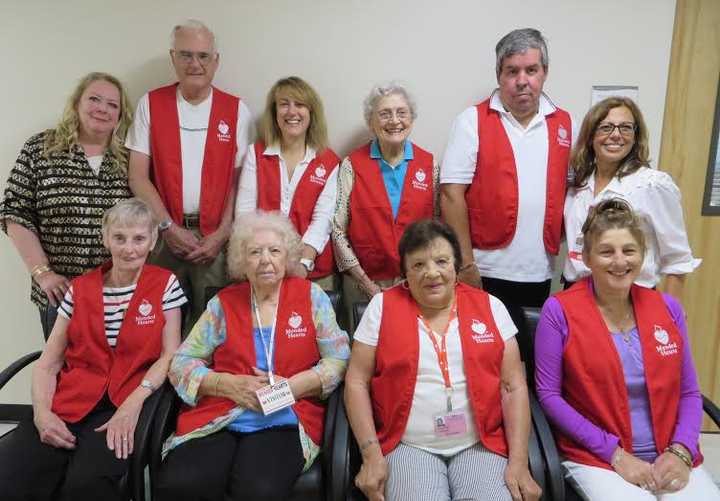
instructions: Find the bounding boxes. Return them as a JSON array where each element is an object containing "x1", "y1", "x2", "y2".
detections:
[
  {"x1": 155, "y1": 211, "x2": 350, "y2": 501},
  {"x1": 344, "y1": 219, "x2": 541, "y2": 501}
]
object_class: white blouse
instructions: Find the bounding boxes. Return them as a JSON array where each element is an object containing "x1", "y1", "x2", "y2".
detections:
[
  {"x1": 354, "y1": 290, "x2": 517, "y2": 456},
  {"x1": 235, "y1": 143, "x2": 338, "y2": 254},
  {"x1": 563, "y1": 166, "x2": 701, "y2": 287}
]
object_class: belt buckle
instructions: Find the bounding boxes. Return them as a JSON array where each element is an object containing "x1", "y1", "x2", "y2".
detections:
[{"x1": 183, "y1": 214, "x2": 200, "y2": 228}]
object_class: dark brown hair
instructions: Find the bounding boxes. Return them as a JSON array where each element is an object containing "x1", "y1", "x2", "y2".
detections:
[{"x1": 398, "y1": 219, "x2": 462, "y2": 278}]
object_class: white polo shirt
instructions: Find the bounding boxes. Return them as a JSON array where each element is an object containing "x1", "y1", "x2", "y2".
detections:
[
  {"x1": 126, "y1": 88, "x2": 252, "y2": 214},
  {"x1": 354, "y1": 291, "x2": 517, "y2": 456},
  {"x1": 441, "y1": 91, "x2": 576, "y2": 282},
  {"x1": 235, "y1": 143, "x2": 338, "y2": 254},
  {"x1": 563, "y1": 166, "x2": 701, "y2": 287}
]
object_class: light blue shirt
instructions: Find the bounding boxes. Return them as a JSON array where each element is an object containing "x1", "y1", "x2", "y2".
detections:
[
  {"x1": 370, "y1": 139, "x2": 414, "y2": 219},
  {"x1": 227, "y1": 326, "x2": 298, "y2": 432}
]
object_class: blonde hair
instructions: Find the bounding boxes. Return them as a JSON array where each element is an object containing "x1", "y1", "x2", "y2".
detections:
[
  {"x1": 259, "y1": 76, "x2": 328, "y2": 152},
  {"x1": 581, "y1": 198, "x2": 646, "y2": 259},
  {"x1": 571, "y1": 97, "x2": 650, "y2": 188},
  {"x1": 227, "y1": 211, "x2": 303, "y2": 281},
  {"x1": 44, "y1": 72, "x2": 132, "y2": 174},
  {"x1": 102, "y1": 197, "x2": 158, "y2": 243}
]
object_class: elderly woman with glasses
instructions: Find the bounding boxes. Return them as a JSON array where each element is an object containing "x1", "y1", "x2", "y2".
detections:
[
  {"x1": 332, "y1": 82, "x2": 438, "y2": 321},
  {"x1": 562, "y1": 97, "x2": 699, "y2": 297},
  {"x1": 155, "y1": 211, "x2": 350, "y2": 501}
]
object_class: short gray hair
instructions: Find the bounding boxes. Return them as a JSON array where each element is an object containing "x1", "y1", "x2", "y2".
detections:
[
  {"x1": 170, "y1": 19, "x2": 217, "y2": 52},
  {"x1": 102, "y1": 197, "x2": 157, "y2": 242},
  {"x1": 495, "y1": 28, "x2": 548, "y2": 77},
  {"x1": 227, "y1": 211, "x2": 303, "y2": 281},
  {"x1": 362, "y1": 81, "x2": 417, "y2": 127}
]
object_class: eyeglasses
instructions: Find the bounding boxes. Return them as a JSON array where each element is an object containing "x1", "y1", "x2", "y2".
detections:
[
  {"x1": 376, "y1": 108, "x2": 411, "y2": 122},
  {"x1": 172, "y1": 50, "x2": 216, "y2": 65},
  {"x1": 595, "y1": 122, "x2": 636, "y2": 137}
]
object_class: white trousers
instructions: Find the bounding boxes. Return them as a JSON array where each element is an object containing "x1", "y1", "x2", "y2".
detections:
[{"x1": 563, "y1": 460, "x2": 720, "y2": 500}]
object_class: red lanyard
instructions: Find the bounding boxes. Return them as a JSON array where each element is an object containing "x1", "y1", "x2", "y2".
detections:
[{"x1": 418, "y1": 302, "x2": 458, "y2": 411}]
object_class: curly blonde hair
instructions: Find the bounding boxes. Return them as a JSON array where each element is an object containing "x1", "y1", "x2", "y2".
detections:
[
  {"x1": 44, "y1": 72, "x2": 133, "y2": 174},
  {"x1": 227, "y1": 211, "x2": 303, "y2": 281}
]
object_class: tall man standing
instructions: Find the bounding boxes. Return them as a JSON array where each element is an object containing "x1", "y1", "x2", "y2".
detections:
[
  {"x1": 440, "y1": 28, "x2": 574, "y2": 359},
  {"x1": 127, "y1": 20, "x2": 251, "y2": 330}
]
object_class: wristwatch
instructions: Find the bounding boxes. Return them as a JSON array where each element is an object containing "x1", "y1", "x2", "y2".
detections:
[
  {"x1": 140, "y1": 379, "x2": 156, "y2": 392},
  {"x1": 158, "y1": 219, "x2": 173, "y2": 232},
  {"x1": 300, "y1": 258, "x2": 315, "y2": 272}
]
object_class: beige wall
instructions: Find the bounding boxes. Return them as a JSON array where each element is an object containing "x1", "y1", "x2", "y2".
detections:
[{"x1": 0, "y1": 0, "x2": 677, "y2": 402}]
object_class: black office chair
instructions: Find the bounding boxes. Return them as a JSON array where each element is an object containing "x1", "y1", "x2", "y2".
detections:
[
  {"x1": 520, "y1": 306, "x2": 720, "y2": 501},
  {"x1": 148, "y1": 287, "x2": 352, "y2": 501},
  {"x1": 347, "y1": 301, "x2": 549, "y2": 500},
  {"x1": 0, "y1": 349, "x2": 161, "y2": 501}
]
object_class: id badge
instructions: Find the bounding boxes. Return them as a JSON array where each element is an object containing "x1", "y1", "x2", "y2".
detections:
[
  {"x1": 255, "y1": 379, "x2": 296, "y2": 416},
  {"x1": 433, "y1": 410, "x2": 468, "y2": 438}
]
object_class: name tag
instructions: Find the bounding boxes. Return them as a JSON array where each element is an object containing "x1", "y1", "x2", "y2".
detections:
[
  {"x1": 256, "y1": 379, "x2": 296, "y2": 415},
  {"x1": 433, "y1": 410, "x2": 468, "y2": 438}
]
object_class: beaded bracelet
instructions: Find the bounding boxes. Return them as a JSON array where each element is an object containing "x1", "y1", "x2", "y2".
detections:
[
  {"x1": 359, "y1": 438, "x2": 379, "y2": 452},
  {"x1": 665, "y1": 445, "x2": 693, "y2": 469}
]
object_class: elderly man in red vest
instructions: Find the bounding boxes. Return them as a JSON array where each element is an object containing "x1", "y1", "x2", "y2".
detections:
[
  {"x1": 440, "y1": 28, "x2": 575, "y2": 360},
  {"x1": 127, "y1": 20, "x2": 252, "y2": 331}
]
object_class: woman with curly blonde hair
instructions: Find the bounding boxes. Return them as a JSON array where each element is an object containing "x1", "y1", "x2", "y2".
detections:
[{"x1": 0, "y1": 72, "x2": 133, "y2": 339}]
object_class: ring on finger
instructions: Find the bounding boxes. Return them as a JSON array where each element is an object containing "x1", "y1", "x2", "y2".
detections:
[
  {"x1": 122, "y1": 436, "x2": 128, "y2": 442},
  {"x1": 670, "y1": 479, "x2": 679, "y2": 488}
]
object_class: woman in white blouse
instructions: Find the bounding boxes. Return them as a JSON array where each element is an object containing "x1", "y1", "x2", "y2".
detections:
[
  {"x1": 235, "y1": 76, "x2": 339, "y2": 289},
  {"x1": 344, "y1": 219, "x2": 540, "y2": 501},
  {"x1": 563, "y1": 97, "x2": 699, "y2": 298}
]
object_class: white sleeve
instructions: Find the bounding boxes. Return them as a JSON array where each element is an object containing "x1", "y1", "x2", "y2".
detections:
[
  {"x1": 235, "y1": 143, "x2": 259, "y2": 218},
  {"x1": 125, "y1": 93, "x2": 151, "y2": 155},
  {"x1": 302, "y1": 164, "x2": 339, "y2": 253},
  {"x1": 352, "y1": 293, "x2": 384, "y2": 347},
  {"x1": 57, "y1": 285, "x2": 75, "y2": 319},
  {"x1": 440, "y1": 106, "x2": 478, "y2": 185},
  {"x1": 645, "y1": 172, "x2": 701, "y2": 275},
  {"x1": 488, "y1": 294, "x2": 518, "y2": 341},
  {"x1": 162, "y1": 274, "x2": 188, "y2": 311},
  {"x1": 234, "y1": 100, "x2": 253, "y2": 168}
]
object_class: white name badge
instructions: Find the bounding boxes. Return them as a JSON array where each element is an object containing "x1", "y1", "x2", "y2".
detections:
[
  {"x1": 433, "y1": 410, "x2": 468, "y2": 438},
  {"x1": 255, "y1": 379, "x2": 296, "y2": 416}
]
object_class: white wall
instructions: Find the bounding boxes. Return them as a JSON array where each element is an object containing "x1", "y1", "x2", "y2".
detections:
[{"x1": 0, "y1": 0, "x2": 676, "y2": 402}]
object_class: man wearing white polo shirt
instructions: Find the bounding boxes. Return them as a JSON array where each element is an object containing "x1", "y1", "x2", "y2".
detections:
[
  {"x1": 440, "y1": 28, "x2": 574, "y2": 360},
  {"x1": 126, "y1": 20, "x2": 251, "y2": 331}
]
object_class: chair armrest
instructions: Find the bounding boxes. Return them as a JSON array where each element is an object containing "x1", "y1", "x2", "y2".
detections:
[
  {"x1": 327, "y1": 390, "x2": 353, "y2": 501},
  {"x1": 128, "y1": 387, "x2": 167, "y2": 501},
  {"x1": 321, "y1": 385, "x2": 341, "y2": 480},
  {"x1": 149, "y1": 383, "x2": 182, "y2": 497},
  {"x1": 527, "y1": 419, "x2": 546, "y2": 499},
  {"x1": 530, "y1": 392, "x2": 565, "y2": 501},
  {"x1": 0, "y1": 351, "x2": 42, "y2": 391},
  {"x1": 703, "y1": 394, "x2": 720, "y2": 428}
]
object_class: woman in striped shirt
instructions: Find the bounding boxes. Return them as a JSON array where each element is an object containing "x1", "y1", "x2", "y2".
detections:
[
  {"x1": 0, "y1": 198, "x2": 185, "y2": 501},
  {"x1": 0, "y1": 72, "x2": 133, "y2": 339}
]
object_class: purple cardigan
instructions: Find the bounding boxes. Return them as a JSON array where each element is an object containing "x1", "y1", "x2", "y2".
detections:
[{"x1": 534, "y1": 293, "x2": 702, "y2": 463}]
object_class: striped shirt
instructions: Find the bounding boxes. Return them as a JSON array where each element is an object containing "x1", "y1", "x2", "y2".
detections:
[
  {"x1": 58, "y1": 274, "x2": 186, "y2": 347},
  {"x1": 0, "y1": 130, "x2": 131, "y2": 308}
]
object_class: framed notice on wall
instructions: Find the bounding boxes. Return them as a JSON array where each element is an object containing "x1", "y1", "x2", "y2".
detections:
[{"x1": 702, "y1": 73, "x2": 720, "y2": 215}]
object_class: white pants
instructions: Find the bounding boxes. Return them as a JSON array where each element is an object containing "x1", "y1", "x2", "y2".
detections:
[{"x1": 563, "y1": 460, "x2": 720, "y2": 500}]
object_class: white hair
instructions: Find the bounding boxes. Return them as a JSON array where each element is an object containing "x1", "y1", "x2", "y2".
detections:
[
  {"x1": 362, "y1": 81, "x2": 417, "y2": 126},
  {"x1": 170, "y1": 19, "x2": 217, "y2": 52}
]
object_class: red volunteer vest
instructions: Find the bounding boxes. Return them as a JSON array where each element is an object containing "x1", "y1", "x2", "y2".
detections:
[
  {"x1": 371, "y1": 284, "x2": 509, "y2": 456},
  {"x1": 255, "y1": 142, "x2": 340, "y2": 279},
  {"x1": 466, "y1": 99, "x2": 571, "y2": 255},
  {"x1": 149, "y1": 84, "x2": 239, "y2": 236},
  {"x1": 347, "y1": 143, "x2": 434, "y2": 280},
  {"x1": 174, "y1": 278, "x2": 325, "y2": 445},
  {"x1": 52, "y1": 263, "x2": 170, "y2": 422},
  {"x1": 555, "y1": 278, "x2": 702, "y2": 469}
]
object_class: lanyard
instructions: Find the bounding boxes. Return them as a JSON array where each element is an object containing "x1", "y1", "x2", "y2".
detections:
[
  {"x1": 251, "y1": 289, "x2": 279, "y2": 385},
  {"x1": 418, "y1": 302, "x2": 457, "y2": 412}
]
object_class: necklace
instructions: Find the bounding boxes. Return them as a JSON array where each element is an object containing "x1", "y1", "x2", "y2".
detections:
[{"x1": 600, "y1": 305, "x2": 635, "y2": 343}]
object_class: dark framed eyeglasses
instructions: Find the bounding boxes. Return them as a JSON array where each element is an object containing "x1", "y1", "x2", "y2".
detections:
[{"x1": 595, "y1": 122, "x2": 637, "y2": 137}]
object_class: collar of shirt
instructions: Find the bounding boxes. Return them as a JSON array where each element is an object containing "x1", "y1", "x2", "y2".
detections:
[
  {"x1": 176, "y1": 87, "x2": 213, "y2": 130},
  {"x1": 370, "y1": 139, "x2": 414, "y2": 168},
  {"x1": 581, "y1": 171, "x2": 628, "y2": 197},
  {"x1": 263, "y1": 143, "x2": 317, "y2": 168},
  {"x1": 489, "y1": 89, "x2": 557, "y2": 132}
]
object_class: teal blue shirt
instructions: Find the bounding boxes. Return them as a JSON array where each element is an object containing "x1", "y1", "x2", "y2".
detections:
[{"x1": 370, "y1": 139, "x2": 414, "y2": 219}]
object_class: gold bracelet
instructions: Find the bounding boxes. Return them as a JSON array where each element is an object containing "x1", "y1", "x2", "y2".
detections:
[
  {"x1": 213, "y1": 373, "x2": 221, "y2": 397},
  {"x1": 665, "y1": 445, "x2": 692, "y2": 469},
  {"x1": 30, "y1": 264, "x2": 52, "y2": 278}
]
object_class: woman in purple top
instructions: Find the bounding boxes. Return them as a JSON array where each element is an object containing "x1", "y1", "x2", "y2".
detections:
[{"x1": 535, "y1": 198, "x2": 719, "y2": 500}]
